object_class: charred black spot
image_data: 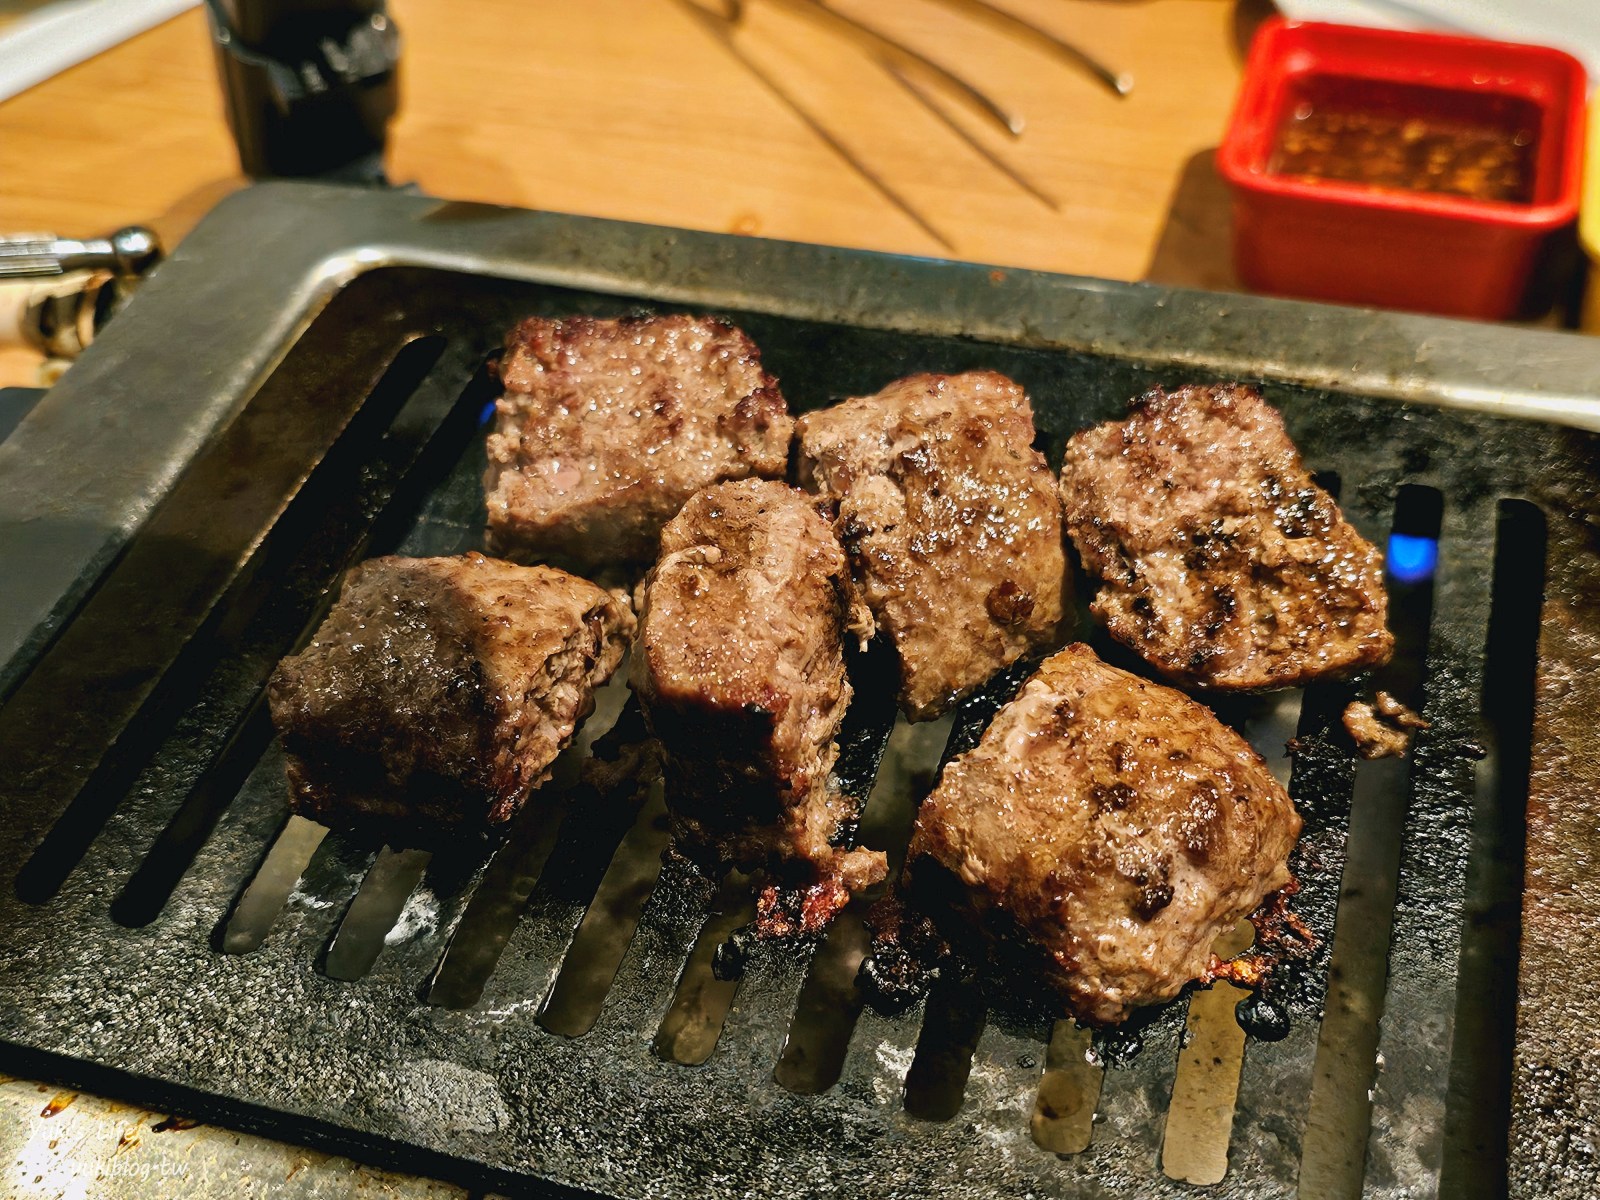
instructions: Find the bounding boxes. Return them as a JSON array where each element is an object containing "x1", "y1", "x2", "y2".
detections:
[
  {"x1": 1236, "y1": 993, "x2": 1290, "y2": 1040},
  {"x1": 1279, "y1": 488, "x2": 1322, "y2": 538},
  {"x1": 712, "y1": 925, "x2": 756, "y2": 980},
  {"x1": 1091, "y1": 781, "x2": 1136, "y2": 811},
  {"x1": 1110, "y1": 741, "x2": 1131, "y2": 774},
  {"x1": 1134, "y1": 882, "x2": 1174, "y2": 920},
  {"x1": 985, "y1": 579, "x2": 1035, "y2": 626},
  {"x1": 859, "y1": 894, "x2": 950, "y2": 1014},
  {"x1": 1044, "y1": 698, "x2": 1079, "y2": 735},
  {"x1": 1128, "y1": 386, "x2": 1166, "y2": 413}
]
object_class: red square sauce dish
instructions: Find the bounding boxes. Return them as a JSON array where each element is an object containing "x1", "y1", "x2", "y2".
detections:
[{"x1": 1218, "y1": 17, "x2": 1587, "y2": 319}]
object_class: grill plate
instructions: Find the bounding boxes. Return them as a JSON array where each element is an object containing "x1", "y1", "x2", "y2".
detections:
[{"x1": 1, "y1": 186, "x2": 1598, "y2": 1199}]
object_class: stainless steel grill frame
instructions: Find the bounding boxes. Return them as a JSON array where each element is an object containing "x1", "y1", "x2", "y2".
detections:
[{"x1": 0, "y1": 182, "x2": 1597, "y2": 1199}]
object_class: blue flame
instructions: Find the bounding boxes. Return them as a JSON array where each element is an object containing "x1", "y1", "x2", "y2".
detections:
[{"x1": 1387, "y1": 533, "x2": 1438, "y2": 583}]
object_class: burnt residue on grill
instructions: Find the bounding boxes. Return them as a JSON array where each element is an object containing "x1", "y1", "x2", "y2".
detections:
[{"x1": 0, "y1": 264, "x2": 1596, "y2": 1199}]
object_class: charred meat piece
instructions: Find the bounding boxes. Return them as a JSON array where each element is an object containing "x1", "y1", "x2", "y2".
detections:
[
  {"x1": 905, "y1": 643, "x2": 1301, "y2": 1025},
  {"x1": 484, "y1": 314, "x2": 793, "y2": 567},
  {"x1": 1059, "y1": 384, "x2": 1392, "y2": 691},
  {"x1": 268, "y1": 553, "x2": 633, "y2": 837},
  {"x1": 1343, "y1": 690, "x2": 1430, "y2": 759},
  {"x1": 631, "y1": 479, "x2": 886, "y2": 920},
  {"x1": 796, "y1": 371, "x2": 1066, "y2": 720}
]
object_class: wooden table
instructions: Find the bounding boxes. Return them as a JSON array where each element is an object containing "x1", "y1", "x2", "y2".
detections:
[{"x1": 0, "y1": 0, "x2": 1266, "y2": 384}]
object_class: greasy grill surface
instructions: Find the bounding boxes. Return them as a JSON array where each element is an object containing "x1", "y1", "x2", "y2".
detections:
[{"x1": 0, "y1": 265, "x2": 1595, "y2": 1199}]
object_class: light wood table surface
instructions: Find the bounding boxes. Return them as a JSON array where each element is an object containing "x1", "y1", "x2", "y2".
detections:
[{"x1": 0, "y1": 0, "x2": 1268, "y2": 384}]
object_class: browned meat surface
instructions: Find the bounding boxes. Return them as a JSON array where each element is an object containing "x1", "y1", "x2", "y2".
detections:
[
  {"x1": 268, "y1": 553, "x2": 633, "y2": 837},
  {"x1": 1343, "y1": 690, "x2": 1429, "y2": 759},
  {"x1": 485, "y1": 314, "x2": 794, "y2": 567},
  {"x1": 796, "y1": 371, "x2": 1066, "y2": 720},
  {"x1": 631, "y1": 479, "x2": 885, "y2": 913},
  {"x1": 906, "y1": 643, "x2": 1301, "y2": 1025},
  {"x1": 1059, "y1": 384, "x2": 1393, "y2": 691}
]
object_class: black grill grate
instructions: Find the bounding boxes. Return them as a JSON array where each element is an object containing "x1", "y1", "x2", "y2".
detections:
[{"x1": 0, "y1": 265, "x2": 1595, "y2": 1199}]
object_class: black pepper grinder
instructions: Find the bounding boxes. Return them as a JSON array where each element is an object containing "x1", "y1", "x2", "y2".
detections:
[{"x1": 207, "y1": 0, "x2": 400, "y2": 183}]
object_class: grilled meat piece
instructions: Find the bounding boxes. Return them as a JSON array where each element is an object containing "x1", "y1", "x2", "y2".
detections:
[
  {"x1": 631, "y1": 479, "x2": 886, "y2": 912},
  {"x1": 1343, "y1": 690, "x2": 1429, "y2": 760},
  {"x1": 1059, "y1": 383, "x2": 1392, "y2": 691},
  {"x1": 906, "y1": 643, "x2": 1301, "y2": 1025},
  {"x1": 268, "y1": 553, "x2": 633, "y2": 837},
  {"x1": 796, "y1": 371, "x2": 1066, "y2": 720},
  {"x1": 484, "y1": 314, "x2": 793, "y2": 567}
]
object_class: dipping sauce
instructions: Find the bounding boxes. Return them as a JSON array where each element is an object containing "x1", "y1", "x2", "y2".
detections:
[{"x1": 1269, "y1": 76, "x2": 1540, "y2": 203}]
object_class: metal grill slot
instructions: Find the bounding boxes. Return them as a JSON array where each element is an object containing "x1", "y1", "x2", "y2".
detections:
[
  {"x1": 892, "y1": 664, "x2": 1038, "y2": 1121},
  {"x1": 1440, "y1": 498, "x2": 1546, "y2": 1199},
  {"x1": 1161, "y1": 920, "x2": 1256, "y2": 1184},
  {"x1": 111, "y1": 706, "x2": 278, "y2": 929},
  {"x1": 653, "y1": 876, "x2": 757, "y2": 1065},
  {"x1": 1230, "y1": 688, "x2": 1305, "y2": 789},
  {"x1": 422, "y1": 793, "x2": 572, "y2": 1008},
  {"x1": 538, "y1": 784, "x2": 673, "y2": 1037},
  {"x1": 834, "y1": 643, "x2": 904, "y2": 809},
  {"x1": 1151, "y1": 687, "x2": 1306, "y2": 1183},
  {"x1": 288, "y1": 833, "x2": 383, "y2": 942},
  {"x1": 324, "y1": 847, "x2": 435, "y2": 981},
  {"x1": 775, "y1": 712, "x2": 945, "y2": 1094},
  {"x1": 1301, "y1": 484, "x2": 1444, "y2": 1198},
  {"x1": 1031, "y1": 1020, "x2": 1101, "y2": 1153},
  {"x1": 370, "y1": 843, "x2": 500, "y2": 986},
  {"x1": 903, "y1": 976, "x2": 988, "y2": 1121},
  {"x1": 774, "y1": 912, "x2": 873, "y2": 1093},
  {"x1": 404, "y1": 674, "x2": 640, "y2": 1003},
  {"x1": 219, "y1": 814, "x2": 328, "y2": 954}
]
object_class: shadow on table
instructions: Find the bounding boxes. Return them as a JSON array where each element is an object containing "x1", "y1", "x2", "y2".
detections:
[
  {"x1": 1141, "y1": 0, "x2": 1276, "y2": 292},
  {"x1": 1142, "y1": 147, "x2": 1240, "y2": 294}
]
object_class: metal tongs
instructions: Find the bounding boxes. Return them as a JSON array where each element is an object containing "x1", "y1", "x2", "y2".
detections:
[
  {"x1": 0, "y1": 227, "x2": 163, "y2": 359},
  {"x1": 0, "y1": 227, "x2": 161, "y2": 282},
  {"x1": 686, "y1": 0, "x2": 1129, "y2": 249}
]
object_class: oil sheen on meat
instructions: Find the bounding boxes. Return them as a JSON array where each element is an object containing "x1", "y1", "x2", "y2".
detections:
[
  {"x1": 906, "y1": 643, "x2": 1301, "y2": 1025},
  {"x1": 1059, "y1": 383, "x2": 1393, "y2": 690},
  {"x1": 268, "y1": 553, "x2": 633, "y2": 837},
  {"x1": 796, "y1": 371, "x2": 1066, "y2": 720},
  {"x1": 485, "y1": 314, "x2": 794, "y2": 568},
  {"x1": 631, "y1": 479, "x2": 886, "y2": 912}
]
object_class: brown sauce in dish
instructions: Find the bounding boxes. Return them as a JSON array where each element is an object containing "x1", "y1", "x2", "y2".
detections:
[{"x1": 1269, "y1": 75, "x2": 1539, "y2": 203}]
